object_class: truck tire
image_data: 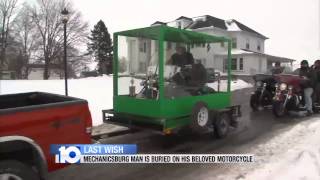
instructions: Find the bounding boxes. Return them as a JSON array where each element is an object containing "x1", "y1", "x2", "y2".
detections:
[
  {"x1": 190, "y1": 102, "x2": 210, "y2": 133},
  {"x1": 214, "y1": 113, "x2": 230, "y2": 138},
  {"x1": 0, "y1": 160, "x2": 40, "y2": 180}
]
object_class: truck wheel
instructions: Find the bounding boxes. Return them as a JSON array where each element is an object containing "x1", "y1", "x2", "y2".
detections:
[
  {"x1": 0, "y1": 160, "x2": 40, "y2": 180},
  {"x1": 273, "y1": 101, "x2": 286, "y2": 117},
  {"x1": 214, "y1": 113, "x2": 230, "y2": 138},
  {"x1": 190, "y1": 102, "x2": 210, "y2": 133}
]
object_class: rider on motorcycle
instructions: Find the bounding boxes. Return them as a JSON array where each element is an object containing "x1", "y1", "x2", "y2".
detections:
[
  {"x1": 294, "y1": 60, "x2": 317, "y2": 115},
  {"x1": 270, "y1": 61, "x2": 285, "y2": 75},
  {"x1": 312, "y1": 60, "x2": 320, "y2": 104}
]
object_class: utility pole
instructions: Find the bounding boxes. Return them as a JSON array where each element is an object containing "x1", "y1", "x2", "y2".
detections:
[{"x1": 61, "y1": 8, "x2": 69, "y2": 96}]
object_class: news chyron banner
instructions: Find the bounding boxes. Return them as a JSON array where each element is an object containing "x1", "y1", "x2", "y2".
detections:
[{"x1": 50, "y1": 144, "x2": 254, "y2": 164}]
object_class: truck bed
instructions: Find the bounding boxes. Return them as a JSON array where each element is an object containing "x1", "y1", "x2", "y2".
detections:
[{"x1": 0, "y1": 92, "x2": 87, "y2": 113}]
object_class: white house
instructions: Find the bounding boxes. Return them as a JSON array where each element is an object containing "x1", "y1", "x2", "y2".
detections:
[
  {"x1": 149, "y1": 15, "x2": 295, "y2": 75},
  {"x1": 27, "y1": 64, "x2": 62, "y2": 80}
]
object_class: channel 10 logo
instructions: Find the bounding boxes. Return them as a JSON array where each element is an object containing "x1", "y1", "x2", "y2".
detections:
[{"x1": 56, "y1": 145, "x2": 81, "y2": 164}]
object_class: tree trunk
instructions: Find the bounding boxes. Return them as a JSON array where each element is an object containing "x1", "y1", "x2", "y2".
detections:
[{"x1": 43, "y1": 59, "x2": 49, "y2": 80}]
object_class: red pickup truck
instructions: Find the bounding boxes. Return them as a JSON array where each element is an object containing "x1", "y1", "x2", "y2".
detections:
[{"x1": 0, "y1": 92, "x2": 92, "y2": 180}]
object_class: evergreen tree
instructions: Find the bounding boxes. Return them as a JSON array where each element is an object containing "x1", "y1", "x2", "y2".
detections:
[{"x1": 87, "y1": 20, "x2": 113, "y2": 74}]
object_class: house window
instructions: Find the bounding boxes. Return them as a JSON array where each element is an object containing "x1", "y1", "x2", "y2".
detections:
[
  {"x1": 144, "y1": 42, "x2": 147, "y2": 52},
  {"x1": 139, "y1": 41, "x2": 147, "y2": 53},
  {"x1": 239, "y1": 58, "x2": 244, "y2": 70},
  {"x1": 257, "y1": 45, "x2": 261, "y2": 51},
  {"x1": 167, "y1": 42, "x2": 172, "y2": 50},
  {"x1": 155, "y1": 43, "x2": 159, "y2": 52},
  {"x1": 246, "y1": 39, "x2": 250, "y2": 49},
  {"x1": 177, "y1": 21, "x2": 182, "y2": 29},
  {"x1": 223, "y1": 59, "x2": 228, "y2": 72},
  {"x1": 232, "y1": 38, "x2": 237, "y2": 48},
  {"x1": 138, "y1": 61, "x2": 147, "y2": 72},
  {"x1": 257, "y1": 41, "x2": 261, "y2": 51},
  {"x1": 231, "y1": 58, "x2": 237, "y2": 70}
]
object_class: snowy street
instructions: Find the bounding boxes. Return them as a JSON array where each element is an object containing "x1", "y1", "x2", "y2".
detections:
[
  {"x1": 40, "y1": 82, "x2": 320, "y2": 180},
  {"x1": 2, "y1": 77, "x2": 320, "y2": 179}
]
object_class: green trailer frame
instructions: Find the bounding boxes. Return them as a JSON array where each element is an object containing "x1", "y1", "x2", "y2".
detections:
[{"x1": 103, "y1": 25, "x2": 240, "y2": 134}]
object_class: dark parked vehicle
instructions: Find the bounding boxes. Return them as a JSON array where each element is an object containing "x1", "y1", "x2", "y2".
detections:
[
  {"x1": 272, "y1": 74, "x2": 308, "y2": 117},
  {"x1": 250, "y1": 74, "x2": 277, "y2": 111}
]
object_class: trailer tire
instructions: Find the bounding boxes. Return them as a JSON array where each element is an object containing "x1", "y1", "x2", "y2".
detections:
[
  {"x1": 214, "y1": 113, "x2": 230, "y2": 138},
  {"x1": 0, "y1": 160, "x2": 40, "y2": 180},
  {"x1": 190, "y1": 102, "x2": 210, "y2": 133}
]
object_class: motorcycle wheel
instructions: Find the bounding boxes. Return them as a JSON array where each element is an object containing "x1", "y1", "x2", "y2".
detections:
[
  {"x1": 250, "y1": 94, "x2": 261, "y2": 111},
  {"x1": 273, "y1": 101, "x2": 287, "y2": 117}
]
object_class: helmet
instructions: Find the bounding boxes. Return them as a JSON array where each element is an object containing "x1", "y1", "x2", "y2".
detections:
[{"x1": 301, "y1": 60, "x2": 308, "y2": 66}]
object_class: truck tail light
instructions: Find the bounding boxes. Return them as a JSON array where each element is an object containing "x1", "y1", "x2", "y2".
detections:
[
  {"x1": 84, "y1": 106, "x2": 93, "y2": 135},
  {"x1": 86, "y1": 127, "x2": 92, "y2": 134}
]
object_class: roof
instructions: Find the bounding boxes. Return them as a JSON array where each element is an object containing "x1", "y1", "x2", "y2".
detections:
[
  {"x1": 115, "y1": 25, "x2": 230, "y2": 44},
  {"x1": 188, "y1": 15, "x2": 227, "y2": 30},
  {"x1": 215, "y1": 49, "x2": 255, "y2": 56},
  {"x1": 176, "y1": 16, "x2": 193, "y2": 21},
  {"x1": 153, "y1": 15, "x2": 268, "y2": 39},
  {"x1": 151, "y1": 21, "x2": 167, "y2": 26},
  {"x1": 216, "y1": 49, "x2": 295, "y2": 63},
  {"x1": 232, "y1": 20, "x2": 268, "y2": 39}
]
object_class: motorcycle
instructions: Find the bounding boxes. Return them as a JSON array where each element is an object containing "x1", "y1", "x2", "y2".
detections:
[
  {"x1": 250, "y1": 74, "x2": 276, "y2": 111},
  {"x1": 272, "y1": 74, "x2": 308, "y2": 117}
]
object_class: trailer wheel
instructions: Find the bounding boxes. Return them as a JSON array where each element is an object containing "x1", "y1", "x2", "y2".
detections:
[
  {"x1": 214, "y1": 113, "x2": 230, "y2": 138},
  {"x1": 0, "y1": 160, "x2": 40, "y2": 180},
  {"x1": 190, "y1": 102, "x2": 210, "y2": 133}
]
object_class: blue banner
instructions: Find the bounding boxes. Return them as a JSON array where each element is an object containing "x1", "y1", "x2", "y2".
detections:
[{"x1": 50, "y1": 144, "x2": 138, "y2": 155}]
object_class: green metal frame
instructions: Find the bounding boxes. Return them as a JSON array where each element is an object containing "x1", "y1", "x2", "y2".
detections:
[{"x1": 112, "y1": 25, "x2": 232, "y2": 131}]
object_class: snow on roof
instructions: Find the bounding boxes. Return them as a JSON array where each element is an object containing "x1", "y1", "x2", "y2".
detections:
[
  {"x1": 215, "y1": 49, "x2": 254, "y2": 55},
  {"x1": 152, "y1": 15, "x2": 268, "y2": 39},
  {"x1": 215, "y1": 49, "x2": 295, "y2": 63},
  {"x1": 225, "y1": 19, "x2": 241, "y2": 31},
  {"x1": 176, "y1": 16, "x2": 192, "y2": 21}
]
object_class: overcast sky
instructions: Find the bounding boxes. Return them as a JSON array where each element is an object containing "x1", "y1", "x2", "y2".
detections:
[{"x1": 30, "y1": 0, "x2": 318, "y2": 64}]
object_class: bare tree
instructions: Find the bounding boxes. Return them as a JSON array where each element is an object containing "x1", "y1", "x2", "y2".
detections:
[
  {"x1": 54, "y1": 45, "x2": 92, "y2": 78},
  {"x1": 12, "y1": 2, "x2": 39, "y2": 78},
  {"x1": 30, "y1": 0, "x2": 88, "y2": 79},
  {"x1": 0, "y1": 0, "x2": 18, "y2": 74}
]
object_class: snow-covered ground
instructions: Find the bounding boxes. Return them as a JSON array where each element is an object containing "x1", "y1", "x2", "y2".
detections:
[
  {"x1": 208, "y1": 79, "x2": 253, "y2": 92},
  {"x1": 0, "y1": 76, "x2": 252, "y2": 126},
  {"x1": 217, "y1": 117, "x2": 320, "y2": 180},
  {"x1": 1, "y1": 76, "x2": 113, "y2": 126}
]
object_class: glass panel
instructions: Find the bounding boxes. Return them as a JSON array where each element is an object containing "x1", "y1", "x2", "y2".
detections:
[
  {"x1": 117, "y1": 35, "x2": 159, "y2": 99},
  {"x1": 231, "y1": 58, "x2": 237, "y2": 70},
  {"x1": 239, "y1": 58, "x2": 244, "y2": 70},
  {"x1": 163, "y1": 41, "x2": 228, "y2": 99}
]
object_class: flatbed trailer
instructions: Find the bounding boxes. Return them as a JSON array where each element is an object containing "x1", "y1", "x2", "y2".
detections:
[{"x1": 103, "y1": 25, "x2": 241, "y2": 138}]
